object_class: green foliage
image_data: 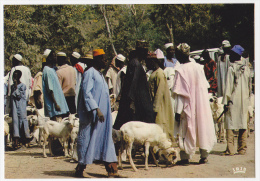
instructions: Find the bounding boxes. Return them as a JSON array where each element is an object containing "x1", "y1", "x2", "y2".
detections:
[{"x1": 4, "y1": 4, "x2": 254, "y2": 76}]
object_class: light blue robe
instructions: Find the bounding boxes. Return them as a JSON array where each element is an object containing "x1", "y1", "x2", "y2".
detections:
[
  {"x1": 42, "y1": 66, "x2": 69, "y2": 118},
  {"x1": 164, "y1": 56, "x2": 179, "y2": 68},
  {"x1": 11, "y1": 83, "x2": 30, "y2": 138},
  {"x1": 77, "y1": 67, "x2": 117, "y2": 165}
]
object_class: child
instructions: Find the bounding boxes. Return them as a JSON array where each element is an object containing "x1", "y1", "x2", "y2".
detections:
[{"x1": 10, "y1": 70, "x2": 32, "y2": 149}]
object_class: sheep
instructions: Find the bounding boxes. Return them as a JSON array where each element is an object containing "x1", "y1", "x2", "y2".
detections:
[
  {"x1": 247, "y1": 93, "x2": 255, "y2": 137},
  {"x1": 118, "y1": 121, "x2": 178, "y2": 172},
  {"x1": 4, "y1": 114, "x2": 12, "y2": 145},
  {"x1": 209, "y1": 95, "x2": 225, "y2": 143},
  {"x1": 4, "y1": 120, "x2": 10, "y2": 150},
  {"x1": 41, "y1": 119, "x2": 73, "y2": 158}
]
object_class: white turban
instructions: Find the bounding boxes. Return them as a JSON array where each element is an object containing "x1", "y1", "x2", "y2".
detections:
[
  {"x1": 43, "y1": 49, "x2": 52, "y2": 59},
  {"x1": 57, "y1": 52, "x2": 67, "y2": 57},
  {"x1": 222, "y1": 40, "x2": 231, "y2": 48},
  {"x1": 177, "y1": 43, "x2": 190, "y2": 56},
  {"x1": 194, "y1": 55, "x2": 200, "y2": 60},
  {"x1": 116, "y1": 54, "x2": 126, "y2": 62},
  {"x1": 164, "y1": 43, "x2": 173, "y2": 50},
  {"x1": 14, "y1": 54, "x2": 22, "y2": 61},
  {"x1": 72, "y1": 52, "x2": 81, "y2": 59},
  {"x1": 154, "y1": 49, "x2": 164, "y2": 59}
]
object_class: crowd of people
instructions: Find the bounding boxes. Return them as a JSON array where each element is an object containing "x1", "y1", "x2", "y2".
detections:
[{"x1": 4, "y1": 39, "x2": 253, "y2": 178}]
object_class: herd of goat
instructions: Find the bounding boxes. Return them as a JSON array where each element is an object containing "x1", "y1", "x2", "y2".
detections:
[{"x1": 4, "y1": 93, "x2": 255, "y2": 171}]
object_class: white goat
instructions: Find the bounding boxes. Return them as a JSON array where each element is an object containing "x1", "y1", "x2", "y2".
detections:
[
  {"x1": 41, "y1": 119, "x2": 73, "y2": 158},
  {"x1": 118, "y1": 121, "x2": 178, "y2": 171},
  {"x1": 62, "y1": 114, "x2": 79, "y2": 156}
]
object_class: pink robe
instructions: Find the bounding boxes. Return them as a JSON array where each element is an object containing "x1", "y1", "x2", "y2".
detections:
[{"x1": 173, "y1": 62, "x2": 216, "y2": 156}]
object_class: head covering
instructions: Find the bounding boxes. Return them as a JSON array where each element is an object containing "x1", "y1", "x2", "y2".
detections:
[
  {"x1": 43, "y1": 49, "x2": 52, "y2": 62},
  {"x1": 222, "y1": 40, "x2": 231, "y2": 48},
  {"x1": 231, "y1": 45, "x2": 244, "y2": 56},
  {"x1": 194, "y1": 55, "x2": 200, "y2": 60},
  {"x1": 57, "y1": 52, "x2": 66, "y2": 57},
  {"x1": 176, "y1": 43, "x2": 190, "y2": 56},
  {"x1": 136, "y1": 40, "x2": 149, "y2": 49},
  {"x1": 13, "y1": 54, "x2": 22, "y2": 62},
  {"x1": 154, "y1": 49, "x2": 164, "y2": 59},
  {"x1": 164, "y1": 43, "x2": 174, "y2": 50},
  {"x1": 93, "y1": 49, "x2": 105, "y2": 57},
  {"x1": 85, "y1": 50, "x2": 94, "y2": 59},
  {"x1": 43, "y1": 49, "x2": 51, "y2": 58},
  {"x1": 72, "y1": 52, "x2": 81, "y2": 59},
  {"x1": 116, "y1": 54, "x2": 126, "y2": 62},
  {"x1": 147, "y1": 52, "x2": 157, "y2": 59}
]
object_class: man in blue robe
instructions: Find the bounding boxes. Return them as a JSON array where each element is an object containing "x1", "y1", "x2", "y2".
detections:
[
  {"x1": 10, "y1": 70, "x2": 32, "y2": 149},
  {"x1": 75, "y1": 49, "x2": 119, "y2": 178},
  {"x1": 42, "y1": 49, "x2": 69, "y2": 121},
  {"x1": 164, "y1": 43, "x2": 180, "y2": 68}
]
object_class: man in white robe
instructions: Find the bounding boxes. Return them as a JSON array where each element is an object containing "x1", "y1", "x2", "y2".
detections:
[
  {"x1": 106, "y1": 56, "x2": 120, "y2": 95},
  {"x1": 217, "y1": 40, "x2": 231, "y2": 97},
  {"x1": 173, "y1": 43, "x2": 216, "y2": 165},
  {"x1": 6, "y1": 54, "x2": 32, "y2": 114},
  {"x1": 222, "y1": 45, "x2": 250, "y2": 156}
]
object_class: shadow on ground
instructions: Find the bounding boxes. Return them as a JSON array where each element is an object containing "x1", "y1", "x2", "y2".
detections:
[{"x1": 43, "y1": 170, "x2": 77, "y2": 177}]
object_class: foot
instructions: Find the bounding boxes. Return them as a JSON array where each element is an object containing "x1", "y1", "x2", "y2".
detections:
[
  {"x1": 199, "y1": 158, "x2": 208, "y2": 164},
  {"x1": 236, "y1": 151, "x2": 246, "y2": 155},
  {"x1": 176, "y1": 159, "x2": 190, "y2": 166},
  {"x1": 220, "y1": 152, "x2": 234, "y2": 156},
  {"x1": 26, "y1": 136, "x2": 34, "y2": 143},
  {"x1": 74, "y1": 170, "x2": 84, "y2": 178},
  {"x1": 107, "y1": 173, "x2": 126, "y2": 178},
  {"x1": 74, "y1": 165, "x2": 86, "y2": 178}
]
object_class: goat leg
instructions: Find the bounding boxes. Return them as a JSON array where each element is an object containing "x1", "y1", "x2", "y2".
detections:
[
  {"x1": 144, "y1": 142, "x2": 150, "y2": 170},
  {"x1": 149, "y1": 147, "x2": 159, "y2": 167},
  {"x1": 64, "y1": 139, "x2": 70, "y2": 157},
  {"x1": 127, "y1": 143, "x2": 138, "y2": 172}
]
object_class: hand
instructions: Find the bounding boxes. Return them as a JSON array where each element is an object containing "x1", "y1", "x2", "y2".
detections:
[
  {"x1": 223, "y1": 105, "x2": 229, "y2": 113},
  {"x1": 55, "y1": 103, "x2": 61, "y2": 112},
  {"x1": 175, "y1": 113, "x2": 180, "y2": 123},
  {"x1": 35, "y1": 100, "x2": 43, "y2": 109},
  {"x1": 224, "y1": 101, "x2": 233, "y2": 113},
  {"x1": 13, "y1": 80, "x2": 18, "y2": 89},
  {"x1": 96, "y1": 108, "x2": 105, "y2": 122}
]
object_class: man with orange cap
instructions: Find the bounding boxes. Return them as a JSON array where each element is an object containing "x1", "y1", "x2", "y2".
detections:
[{"x1": 75, "y1": 49, "x2": 120, "y2": 178}]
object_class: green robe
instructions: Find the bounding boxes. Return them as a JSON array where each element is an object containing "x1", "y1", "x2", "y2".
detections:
[{"x1": 148, "y1": 68, "x2": 175, "y2": 141}]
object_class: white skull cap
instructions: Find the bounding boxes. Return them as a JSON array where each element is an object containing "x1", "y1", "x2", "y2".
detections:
[
  {"x1": 43, "y1": 49, "x2": 52, "y2": 58},
  {"x1": 13, "y1": 54, "x2": 22, "y2": 61},
  {"x1": 57, "y1": 52, "x2": 67, "y2": 57},
  {"x1": 164, "y1": 43, "x2": 174, "y2": 50},
  {"x1": 116, "y1": 54, "x2": 126, "y2": 62},
  {"x1": 72, "y1": 52, "x2": 81, "y2": 59}
]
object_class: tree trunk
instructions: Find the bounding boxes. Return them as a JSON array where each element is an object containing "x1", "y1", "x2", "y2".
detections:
[
  {"x1": 166, "y1": 22, "x2": 174, "y2": 47},
  {"x1": 100, "y1": 5, "x2": 117, "y2": 56}
]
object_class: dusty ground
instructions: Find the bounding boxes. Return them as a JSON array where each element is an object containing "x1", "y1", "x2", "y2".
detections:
[{"x1": 4, "y1": 125, "x2": 255, "y2": 179}]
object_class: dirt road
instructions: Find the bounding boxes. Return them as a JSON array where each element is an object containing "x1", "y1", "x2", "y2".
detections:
[{"x1": 4, "y1": 128, "x2": 255, "y2": 179}]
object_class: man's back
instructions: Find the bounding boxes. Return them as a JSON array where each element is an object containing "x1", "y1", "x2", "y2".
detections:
[{"x1": 56, "y1": 64, "x2": 76, "y2": 97}]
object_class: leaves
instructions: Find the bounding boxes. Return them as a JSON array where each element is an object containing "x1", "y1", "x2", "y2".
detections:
[{"x1": 4, "y1": 4, "x2": 254, "y2": 76}]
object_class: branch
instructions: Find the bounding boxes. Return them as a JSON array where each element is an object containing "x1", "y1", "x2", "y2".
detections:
[{"x1": 100, "y1": 5, "x2": 117, "y2": 56}]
